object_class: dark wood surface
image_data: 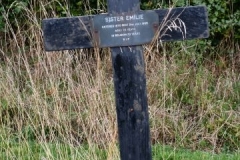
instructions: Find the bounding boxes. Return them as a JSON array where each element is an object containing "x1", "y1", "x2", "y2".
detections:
[
  {"x1": 42, "y1": 16, "x2": 93, "y2": 51},
  {"x1": 155, "y1": 6, "x2": 209, "y2": 41},
  {"x1": 111, "y1": 46, "x2": 151, "y2": 160},
  {"x1": 42, "y1": 6, "x2": 208, "y2": 51},
  {"x1": 108, "y1": 0, "x2": 152, "y2": 159},
  {"x1": 42, "y1": 2, "x2": 209, "y2": 160}
]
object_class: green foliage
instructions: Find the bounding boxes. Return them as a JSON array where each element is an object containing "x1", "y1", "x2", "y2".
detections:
[
  {"x1": 198, "y1": 0, "x2": 240, "y2": 44},
  {"x1": 142, "y1": 0, "x2": 240, "y2": 45},
  {"x1": 0, "y1": 0, "x2": 28, "y2": 30},
  {"x1": 0, "y1": 7, "x2": 4, "y2": 31},
  {"x1": 189, "y1": 0, "x2": 239, "y2": 44},
  {"x1": 1, "y1": 0, "x2": 239, "y2": 45}
]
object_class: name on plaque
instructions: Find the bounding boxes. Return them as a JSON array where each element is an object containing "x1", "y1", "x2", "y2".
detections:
[{"x1": 93, "y1": 11, "x2": 159, "y2": 47}]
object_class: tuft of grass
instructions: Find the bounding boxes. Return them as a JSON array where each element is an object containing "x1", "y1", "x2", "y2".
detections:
[
  {"x1": 0, "y1": 141, "x2": 109, "y2": 160},
  {"x1": 1, "y1": 140, "x2": 239, "y2": 160},
  {"x1": 152, "y1": 144, "x2": 240, "y2": 160}
]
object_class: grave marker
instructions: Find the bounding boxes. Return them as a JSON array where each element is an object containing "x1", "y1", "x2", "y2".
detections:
[{"x1": 42, "y1": 0, "x2": 209, "y2": 159}]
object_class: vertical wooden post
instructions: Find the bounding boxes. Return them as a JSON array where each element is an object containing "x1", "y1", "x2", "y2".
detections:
[
  {"x1": 108, "y1": 0, "x2": 152, "y2": 159},
  {"x1": 42, "y1": 0, "x2": 209, "y2": 158}
]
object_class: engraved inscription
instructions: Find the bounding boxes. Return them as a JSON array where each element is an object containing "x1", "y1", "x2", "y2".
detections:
[
  {"x1": 104, "y1": 14, "x2": 144, "y2": 23},
  {"x1": 93, "y1": 11, "x2": 159, "y2": 47},
  {"x1": 101, "y1": 14, "x2": 148, "y2": 42}
]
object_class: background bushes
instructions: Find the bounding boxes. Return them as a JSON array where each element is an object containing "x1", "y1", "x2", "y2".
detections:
[{"x1": 1, "y1": 0, "x2": 239, "y2": 51}]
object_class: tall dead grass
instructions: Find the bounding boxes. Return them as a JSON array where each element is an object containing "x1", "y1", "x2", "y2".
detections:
[{"x1": 0, "y1": 1, "x2": 239, "y2": 157}]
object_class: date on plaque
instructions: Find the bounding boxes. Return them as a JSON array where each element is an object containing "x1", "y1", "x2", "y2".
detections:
[{"x1": 92, "y1": 11, "x2": 159, "y2": 47}]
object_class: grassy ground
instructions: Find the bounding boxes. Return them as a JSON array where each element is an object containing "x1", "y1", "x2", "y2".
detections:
[
  {"x1": 1, "y1": 140, "x2": 239, "y2": 160},
  {"x1": 153, "y1": 144, "x2": 240, "y2": 160},
  {"x1": 0, "y1": 1, "x2": 240, "y2": 159}
]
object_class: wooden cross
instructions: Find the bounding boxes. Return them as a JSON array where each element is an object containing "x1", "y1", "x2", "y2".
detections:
[{"x1": 42, "y1": 0, "x2": 209, "y2": 159}]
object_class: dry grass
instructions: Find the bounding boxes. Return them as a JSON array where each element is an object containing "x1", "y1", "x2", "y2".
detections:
[{"x1": 0, "y1": 1, "x2": 240, "y2": 159}]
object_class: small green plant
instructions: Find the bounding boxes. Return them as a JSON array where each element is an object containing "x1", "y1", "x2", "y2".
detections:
[{"x1": 0, "y1": 7, "x2": 4, "y2": 31}]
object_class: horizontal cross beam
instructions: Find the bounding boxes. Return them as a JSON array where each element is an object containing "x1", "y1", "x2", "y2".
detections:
[{"x1": 43, "y1": 6, "x2": 208, "y2": 51}]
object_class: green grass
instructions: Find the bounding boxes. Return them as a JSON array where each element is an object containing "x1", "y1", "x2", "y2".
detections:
[
  {"x1": 0, "y1": 141, "x2": 107, "y2": 160},
  {"x1": 152, "y1": 145, "x2": 240, "y2": 160},
  {"x1": 1, "y1": 141, "x2": 239, "y2": 160}
]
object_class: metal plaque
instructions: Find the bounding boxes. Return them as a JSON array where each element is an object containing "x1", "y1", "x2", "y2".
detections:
[{"x1": 93, "y1": 11, "x2": 159, "y2": 47}]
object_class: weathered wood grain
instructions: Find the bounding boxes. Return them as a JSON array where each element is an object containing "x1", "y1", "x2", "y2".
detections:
[
  {"x1": 42, "y1": 6, "x2": 208, "y2": 51},
  {"x1": 42, "y1": 16, "x2": 93, "y2": 51},
  {"x1": 156, "y1": 6, "x2": 209, "y2": 41},
  {"x1": 108, "y1": 0, "x2": 152, "y2": 160}
]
